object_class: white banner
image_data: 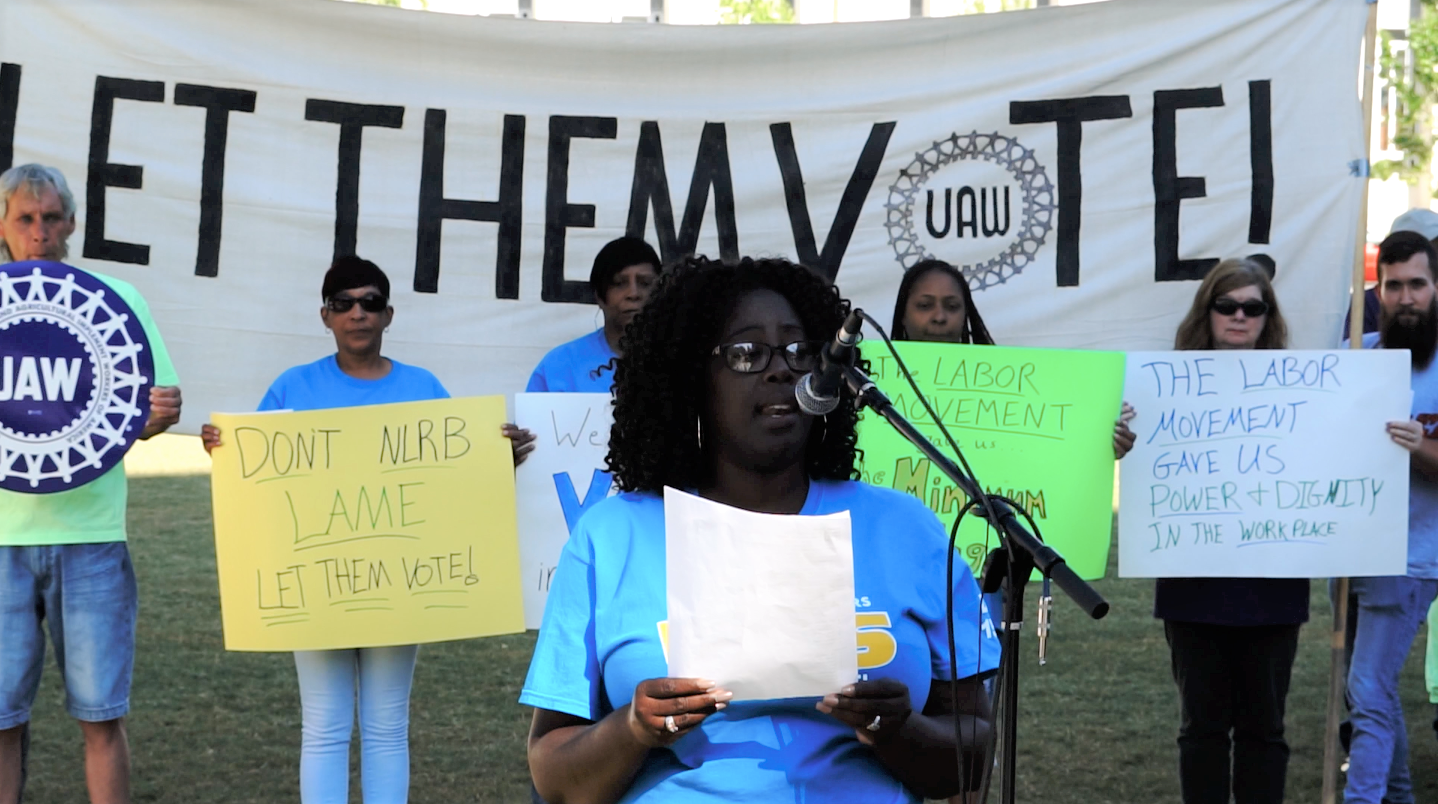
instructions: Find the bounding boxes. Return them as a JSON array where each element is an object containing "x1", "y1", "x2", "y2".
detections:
[
  {"x1": 0, "y1": 0, "x2": 1366, "y2": 430},
  {"x1": 514, "y1": 392, "x2": 614, "y2": 628},
  {"x1": 1118, "y1": 350, "x2": 1410, "y2": 579}
]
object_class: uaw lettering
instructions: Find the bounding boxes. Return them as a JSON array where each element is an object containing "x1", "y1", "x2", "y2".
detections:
[
  {"x1": 887, "y1": 132, "x2": 1054, "y2": 292},
  {"x1": 856, "y1": 341, "x2": 1124, "y2": 581},
  {"x1": 1118, "y1": 350, "x2": 1412, "y2": 579},
  {"x1": 208, "y1": 397, "x2": 523, "y2": 651},
  {"x1": 0, "y1": 261, "x2": 154, "y2": 493}
]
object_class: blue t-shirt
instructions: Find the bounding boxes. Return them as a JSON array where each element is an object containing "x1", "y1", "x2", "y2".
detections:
[
  {"x1": 258, "y1": 354, "x2": 449, "y2": 413},
  {"x1": 526, "y1": 329, "x2": 616, "y2": 394},
  {"x1": 520, "y1": 479, "x2": 1000, "y2": 804},
  {"x1": 1362, "y1": 332, "x2": 1438, "y2": 578}
]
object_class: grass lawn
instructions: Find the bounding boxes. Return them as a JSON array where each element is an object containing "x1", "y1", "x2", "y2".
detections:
[{"x1": 18, "y1": 455, "x2": 1438, "y2": 802}]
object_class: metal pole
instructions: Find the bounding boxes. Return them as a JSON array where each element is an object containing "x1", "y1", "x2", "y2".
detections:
[{"x1": 1323, "y1": 4, "x2": 1379, "y2": 802}]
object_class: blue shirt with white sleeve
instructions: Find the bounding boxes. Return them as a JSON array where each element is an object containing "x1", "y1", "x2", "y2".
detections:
[
  {"x1": 258, "y1": 354, "x2": 449, "y2": 412},
  {"x1": 520, "y1": 479, "x2": 999, "y2": 803},
  {"x1": 526, "y1": 329, "x2": 616, "y2": 394}
]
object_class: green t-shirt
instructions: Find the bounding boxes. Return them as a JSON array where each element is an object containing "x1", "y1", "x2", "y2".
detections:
[{"x1": 0, "y1": 269, "x2": 180, "y2": 546}]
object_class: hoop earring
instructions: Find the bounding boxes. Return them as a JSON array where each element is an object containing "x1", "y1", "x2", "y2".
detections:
[
  {"x1": 696, "y1": 417, "x2": 703, "y2": 450},
  {"x1": 594, "y1": 308, "x2": 604, "y2": 330}
]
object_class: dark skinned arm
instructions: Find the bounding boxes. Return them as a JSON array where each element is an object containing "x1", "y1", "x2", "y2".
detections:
[
  {"x1": 139, "y1": 386, "x2": 181, "y2": 439},
  {"x1": 817, "y1": 676, "x2": 991, "y2": 800},
  {"x1": 528, "y1": 678, "x2": 731, "y2": 804},
  {"x1": 528, "y1": 708, "x2": 649, "y2": 804}
]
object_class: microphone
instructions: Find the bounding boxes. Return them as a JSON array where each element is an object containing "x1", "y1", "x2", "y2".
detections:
[{"x1": 795, "y1": 309, "x2": 864, "y2": 416}]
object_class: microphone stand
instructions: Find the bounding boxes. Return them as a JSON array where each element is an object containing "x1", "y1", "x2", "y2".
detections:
[{"x1": 837, "y1": 361, "x2": 1108, "y2": 804}]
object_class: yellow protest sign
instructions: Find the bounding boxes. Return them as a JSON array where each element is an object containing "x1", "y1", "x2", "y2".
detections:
[{"x1": 209, "y1": 396, "x2": 523, "y2": 651}]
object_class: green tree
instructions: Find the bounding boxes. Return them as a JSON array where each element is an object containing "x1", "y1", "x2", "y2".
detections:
[
  {"x1": 1374, "y1": 0, "x2": 1438, "y2": 186},
  {"x1": 719, "y1": 0, "x2": 795, "y2": 24}
]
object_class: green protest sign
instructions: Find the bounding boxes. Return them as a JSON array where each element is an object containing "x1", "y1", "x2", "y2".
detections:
[{"x1": 856, "y1": 341, "x2": 1125, "y2": 580}]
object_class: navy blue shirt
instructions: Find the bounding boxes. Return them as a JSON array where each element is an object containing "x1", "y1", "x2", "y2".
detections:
[{"x1": 1153, "y1": 577, "x2": 1309, "y2": 626}]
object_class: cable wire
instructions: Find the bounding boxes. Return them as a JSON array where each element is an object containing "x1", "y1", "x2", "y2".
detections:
[{"x1": 856, "y1": 311, "x2": 1050, "y2": 802}]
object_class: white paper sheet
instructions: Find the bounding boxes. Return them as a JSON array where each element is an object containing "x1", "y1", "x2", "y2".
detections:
[{"x1": 664, "y1": 487, "x2": 857, "y2": 701}]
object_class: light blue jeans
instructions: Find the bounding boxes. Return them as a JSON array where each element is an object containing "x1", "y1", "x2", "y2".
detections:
[
  {"x1": 294, "y1": 645, "x2": 419, "y2": 804},
  {"x1": 1344, "y1": 576, "x2": 1438, "y2": 804},
  {"x1": 0, "y1": 543, "x2": 137, "y2": 728}
]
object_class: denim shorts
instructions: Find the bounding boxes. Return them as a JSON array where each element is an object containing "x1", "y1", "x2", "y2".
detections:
[{"x1": 0, "y1": 542, "x2": 138, "y2": 728}]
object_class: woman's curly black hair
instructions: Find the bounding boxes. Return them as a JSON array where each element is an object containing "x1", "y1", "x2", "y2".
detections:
[{"x1": 606, "y1": 255, "x2": 863, "y2": 494}]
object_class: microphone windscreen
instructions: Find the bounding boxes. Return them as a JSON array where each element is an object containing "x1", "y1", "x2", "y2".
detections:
[{"x1": 794, "y1": 372, "x2": 841, "y2": 416}]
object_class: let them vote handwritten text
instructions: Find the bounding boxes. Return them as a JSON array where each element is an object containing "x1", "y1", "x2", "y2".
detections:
[{"x1": 211, "y1": 397, "x2": 523, "y2": 650}]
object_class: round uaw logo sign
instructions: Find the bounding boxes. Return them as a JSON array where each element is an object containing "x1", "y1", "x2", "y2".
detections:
[
  {"x1": 885, "y1": 131, "x2": 1056, "y2": 289},
  {"x1": 0, "y1": 261, "x2": 154, "y2": 493}
]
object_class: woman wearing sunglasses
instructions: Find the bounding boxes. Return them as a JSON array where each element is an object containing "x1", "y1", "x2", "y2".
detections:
[
  {"x1": 520, "y1": 256, "x2": 999, "y2": 803},
  {"x1": 199, "y1": 256, "x2": 447, "y2": 804},
  {"x1": 1160, "y1": 257, "x2": 1305, "y2": 804}
]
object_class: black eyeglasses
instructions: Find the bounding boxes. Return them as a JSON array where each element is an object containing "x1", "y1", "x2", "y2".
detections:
[
  {"x1": 711, "y1": 341, "x2": 823, "y2": 374},
  {"x1": 326, "y1": 293, "x2": 388, "y2": 314},
  {"x1": 1210, "y1": 297, "x2": 1269, "y2": 318}
]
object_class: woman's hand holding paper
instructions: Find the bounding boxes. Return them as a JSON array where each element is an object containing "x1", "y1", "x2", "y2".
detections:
[
  {"x1": 627, "y1": 677, "x2": 732, "y2": 747},
  {"x1": 816, "y1": 678, "x2": 914, "y2": 746}
]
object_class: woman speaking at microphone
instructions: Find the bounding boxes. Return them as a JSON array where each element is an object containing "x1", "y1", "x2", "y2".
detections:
[
  {"x1": 1159, "y1": 257, "x2": 1305, "y2": 804},
  {"x1": 520, "y1": 256, "x2": 999, "y2": 803},
  {"x1": 200, "y1": 256, "x2": 453, "y2": 804}
]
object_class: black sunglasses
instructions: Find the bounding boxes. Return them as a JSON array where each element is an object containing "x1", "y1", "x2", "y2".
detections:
[
  {"x1": 326, "y1": 293, "x2": 388, "y2": 314},
  {"x1": 711, "y1": 341, "x2": 823, "y2": 374},
  {"x1": 1210, "y1": 297, "x2": 1268, "y2": 318}
]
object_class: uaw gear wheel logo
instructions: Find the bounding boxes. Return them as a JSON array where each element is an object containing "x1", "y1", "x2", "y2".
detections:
[
  {"x1": 0, "y1": 261, "x2": 154, "y2": 493},
  {"x1": 885, "y1": 131, "x2": 1056, "y2": 290}
]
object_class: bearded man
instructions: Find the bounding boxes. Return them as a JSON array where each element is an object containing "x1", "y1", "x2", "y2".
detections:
[{"x1": 1343, "y1": 229, "x2": 1438, "y2": 804}]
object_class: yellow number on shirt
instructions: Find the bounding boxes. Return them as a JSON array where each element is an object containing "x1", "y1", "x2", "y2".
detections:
[{"x1": 856, "y1": 612, "x2": 897, "y2": 670}]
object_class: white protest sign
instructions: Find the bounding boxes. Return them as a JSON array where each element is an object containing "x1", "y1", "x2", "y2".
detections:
[
  {"x1": 514, "y1": 392, "x2": 614, "y2": 629},
  {"x1": 1119, "y1": 350, "x2": 1411, "y2": 578},
  {"x1": 664, "y1": 487, "x2": 857, "y2": 701},
  {"x1": 0, "y1": 0, "x2": 1367, "y2": 432}
]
